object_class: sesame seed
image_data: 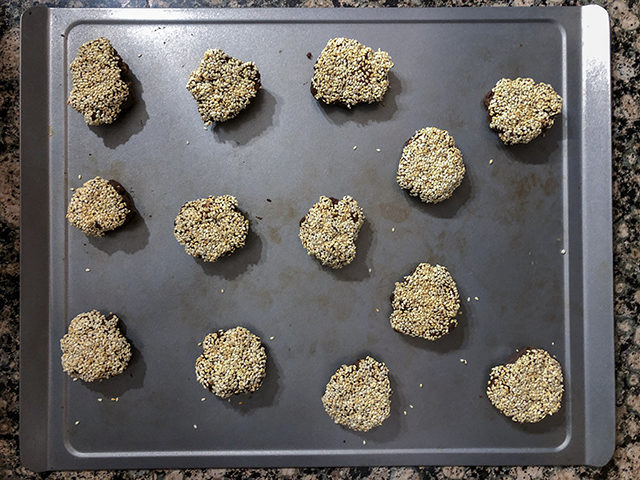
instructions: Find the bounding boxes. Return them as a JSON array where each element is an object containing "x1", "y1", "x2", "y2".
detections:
[
  {"x1": 311, "y1": 38, "x2": 393, "y2": 108},
  {"x1": 368, "y1": 268, "x2": 372, "y2": 273},
  {"x1": 186, "y1": 140, "x2": 190, "y2": 145},
  {"x1": 85, "y1": 268, "x2": 91, "y2": 272},
  {"x1": 561, "y1": 249, "x2": 566, "y2": 255},
  {"x1": 376, "y1": 148, "x2": 381, "y2": 152},
  {"x1": 238, "y1": 401, "x2": 243, "y2": 405},
  {"x1": 467, "y1": 297, "x2": 471, "y2": 302},
  {"x1": 299, "y1": 196, "x2": 365, "y2": 269},
  {"x1": 409, "y1": 404, "x2": 414, "y2": 409},
  {"x1": 353, "y1": 145, "x2": 357, "y2": 150},
  {"x1": 489, "y1": 159, "x2": 494, "y2": 165},
  {"x1": 460, "y1": 358, "x2": 468, "y2": 364},
  {"x1": 138, "y1": 53, "x2": 142, "y2": 58},
  {"x1": 362, "y1": 440, "x2": 366, "y2": 445},
  {"x1": 391, "y1": 227, "x2": 395, "y2": 232},
  {"x1": 220, "y1": 289, "x2": 224, "y2": 294},
  {"x1": 375, "y1": 308, "x2": 380, "y2": 313},
  {"x1": 390, "y1": 263, "x2": 460, "y2": 340},
  {"x1": 75, "y1": 420, "x2": 80, "y2": 425},
  {"x1": 97, "y1": 398, "x2": 103, "y2": 402},
  {"x1": 269, "y1": 336, "x2": 275, "y2": 340},
  {"x1": 200, "y1": 397, "x2": 206, "y2": 402},
  {"x1": 78, "y1": 174, "x2": 82, "y2": 180},
  {"x1": 403, "y1": 410, "x2": 407, "y2": 415},
  {"x1": 193, "y1": 424, "x2": 198, "y2": 429},
  {"x1": 70, "y1": 188, "x2": 75, "y2": 191},
  {"x1": 419, "y1": 383, "x2": 423, "y2": 388}
]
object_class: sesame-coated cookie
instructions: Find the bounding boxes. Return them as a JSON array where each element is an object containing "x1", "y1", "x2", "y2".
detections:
[
  {"x1": 60, "y1": 310, "x2": 132, "y2": 382},
  {"x1": 322, "y1": 356, "x2": 392, "y2": 432},
  {"x1": 311, "y1": 38, "x2": 393, "y2": 108},
  {"x1": 486, "y1": 348, "x2": 564, "y2": 423},
  {"x1": 484, "y1": 77, "x2": 562, "y2": 145},
  {"x1": 67, "y1": 38, "x2": 132, "y2": 126},
  {"x1": 397, "y1": 127, "x2": 466, "y2": 204},
  {"x1": 390, "y1": 263, "x2": 460, "y2": 340},
  {"x1": 299, "y1": 195, "x2": 365, "y2": 269},
  {"x1": 173, "y1": 195, "x2": 249, "y2": 263},
  {"x1": 66, "y1": 177, "x2": 136, "y2": 237},
  {"x1": 195, "y1": 326, "x2": 267, "y2": 398},
  {"x1": 186, "y1": 49, "x2": 261, "y2": 125}
]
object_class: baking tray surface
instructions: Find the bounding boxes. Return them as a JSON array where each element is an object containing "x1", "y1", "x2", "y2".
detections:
[{"x1": 20, "y1": 6, "x2": 613, "y2": 470}]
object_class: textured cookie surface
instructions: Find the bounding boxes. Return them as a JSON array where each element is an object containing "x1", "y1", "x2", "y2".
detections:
[
  {"x1": 195, "y1": 326, "x2": 267, "y2": 398},
  {"x1": 485, "y1": 77, "x2": 562, "y2": 145},
  {"x1": 60, "y1": 310, "x2": 132, "y2": 382},
  {"x1": 299, "y1": 195, "x2": 365, "y2": 269},
  {"x1": 397, "y1": 127, "x2": 465, "y2": 204},
  {"x1": 390, "y1": 263, "x2": 460, "y2": 340},
  {"x1": 67, "y1": 37, "x2": 131, "y2": 126},
  {"x1": 311, "y1": 37, "x2": 393, "y2": 108},
  {"x1": 322, "y1": 356, "x2": 392, "y2": 432},
  {"x1": 186, "y1": 49, "x2": 261, "y2": 125},
  {"x1": 174, "y1": 195, "x2": 249, "y2": 262},
  {"x1": 66, "y1": 176, "x2": 134, "y2": 237},
  {"x1": 486, "y1": 348, "x2": 564, "y2": 423}
]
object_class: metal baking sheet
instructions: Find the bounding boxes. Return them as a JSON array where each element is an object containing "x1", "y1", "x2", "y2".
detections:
[{"x1": 20, "y1": 6, "x2": 613, "y2": 470}]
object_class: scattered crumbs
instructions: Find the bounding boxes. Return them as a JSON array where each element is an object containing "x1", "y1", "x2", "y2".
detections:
[
  {"x1": 409, "y1": 404, "x2": 414, "y2": 409},
  {"x1": 375, "y1": 308, "x2": 380, "y2": 313},
  {"x1": 269, "y1": 336, "x2": 275, "y2": 340},
  {"x1": 186, "y1": 140, "x2": 190, "y2": 145},
  {"x1": 306, "y1": 52, "x2": 312, "y2": 59},
  {"x1": 474, "y1": 296, "x2": 479, "y2": 301},
  {"x1": 561, "y1": 249, "x2": 566, "y2": 255},
  {"x1": 201, "y1": 397, "x2": 206, "y2": 402},
  {"x1": 85, "y1": 268, "x2": 91, "y2": 272},
  {"x1": 75, "y1": 420, "x2": 80, "y2": 425},
  {"x1": 489, "y1": 159, "x2": 494, "y2": 165},
  {"x1": 256, "y1": 216, "x2": 263, "y2": 220},
  {"x1": 97, "y1": 398, "x2": 103, "y2": 402},
  {"x1": 376, "y1": 148, "x2": 381, "y2": 152},
  {"x1": 353, "y1": 145, "x2": 357, "y2": 150},
  {"x1": 419, "y1": 383, "x2": 423, "y2": 388},
  {"x1": 403, "y1": 410, "x2": 407, "y2": 416},
  {"x1": 193, "y1": 424, "x2": 198, "y2": 429},
  {"x1": 220, "y1": 289, "x2": 224, "y2": 294},
  {"x1": 391, "y1": 227, "x2": 395, "y2": 232},
  {"x1": 266, "y1": 198, "x2": 272, "y2": 202},
  {"x1": 460, "y1": 358, "x2": 468, "y2": 365},
  {"x1": 78, "y1": 174, "x2": 82, "y2": 180},
  {"x1": 110, "y1": 397, "x2": 119, "y2": 402},
  {"x1": 138, "y1": 53, "x2": 142, "y2": 58}
]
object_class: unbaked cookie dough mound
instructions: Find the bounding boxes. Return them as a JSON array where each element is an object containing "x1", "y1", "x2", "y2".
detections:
[
  {"x1": 66, "y1": 176, "x2": 136, "y2": 237},
  {"x1": 390, "y1": 263, "x2": 460, "y2": 340},
  {"x1": 486, "y1": 348, "x2": 564, "y2": 423},
  {"x1": 173, "y1": 195, "x2": 249, "y2": 262},
  {"x1": 67, "y1": 37, "x2": 132, "y2": 126},
  {"x1": 397, "y1": 127, "x2": 465, "y2": 204},
  {"x1": 186, "y1": 49, "x2": 261, "y2": 125},
  {"x1": 195, "y1": 326, "x2": 267, "y2": 398},
  {"x1": 60, "y1": 310, "x2": 132, "y2": 382},
  {"x1": 322, "y1": 356, "x2": 392, "y2": 432},
  {"x1": 299, "y1": 195, "x2": 365, "y2": 269},
  {"x1": 311, "y1": 37, "x2": 393, "y2": 108},
  {"x1": 484, "y1": 77, "x2": 562, "y2": 145}
]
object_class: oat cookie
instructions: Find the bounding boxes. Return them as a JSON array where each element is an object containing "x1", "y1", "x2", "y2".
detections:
[
  {"x1": 299, "y1": 195, "x2": 365, "y2": 269},
  {"x1": 322, "y1": 356, "x2": 392, "y2": 432},
  {"x1": 67, "y1": 38, "x2": 132, "y2": 126},
  {"x1": 390, "y1": 263, "x2": 460, "y2": 340},
  {"x1": 397, "y1": 127, "x2": 465, "y2": 204},
  {"x1": 186, "y1": 49, "x2": 261, "y2": 125},
  {"x1": 195, "y1": 326, "x2": 267, "y2": 398},
  {"x1": 60, "y1": 310, "x2": 132, "y2": 382},
  {"x1": 174, "y1": 195, "x2": 249, "y2": 262},
  {"x1": 484, "y1": 77, "x2": 562, "y2": 145},
  {"x1": 486, "y1": 348, "x2": 564, "y2": 423},
  {"x1": 311, "y1": 37, "x2": 393, "y2": 108},
  {"x1": 66, "y1": 176, "x2": 136, "y2": 237}
]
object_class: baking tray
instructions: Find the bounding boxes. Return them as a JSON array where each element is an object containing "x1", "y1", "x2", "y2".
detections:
[{"x1": 20, "y1": 6, "x2": 613, "y2": 470}]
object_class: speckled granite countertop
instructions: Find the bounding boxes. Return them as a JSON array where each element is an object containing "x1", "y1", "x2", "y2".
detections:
[{"x1": 1, "y1": 0, "x2": 638, "y2": 478}]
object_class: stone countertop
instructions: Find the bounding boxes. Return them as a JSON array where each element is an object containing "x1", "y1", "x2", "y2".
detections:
[{"x1": 1, "y1": 0, "x2": 638, "y2": 478}]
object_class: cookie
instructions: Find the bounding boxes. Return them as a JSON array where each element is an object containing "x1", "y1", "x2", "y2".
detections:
[
  {"x1": 311, "y1": 37, "x2": 393, "y2": 108},
  {"x1": 173, "y1": 195, "x2": 249, "y2": 262},
  {"x1": 299, "y1": 195, "x2": 365, "y2": 269},
  {"x1": 397, "y1": 127, "x2": 465, "y2": 204},
  {"x1": 186, "y1": 49, "x2": 261, "y2": 125},
  {"x1": 60, "y1": 310, "x2": 132, "y2": 382},
  {"x1": 66, "y1": 176, "x2": 136, "y2": 237},
  {"x1": 195, "y1": 326, "x2": 267, "y2": 398},
  {"x1": 390, "y1": 263, "x2": 460, "y2": 340},
  {"x1": 322, "y1": 356, "x2": 392, "y2": 432},
  {"x1": 486, "y1": 348, "x2": 564, "y2": 423},
  {"x1": 67, "y1": 38, "x2": 132, "y2": 126},
  {"x1": 484, "y1": 77, "x2": 562, "y2": 145}
]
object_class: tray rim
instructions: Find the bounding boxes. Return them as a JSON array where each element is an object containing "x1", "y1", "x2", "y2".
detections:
[{"x1": 19, "y1": 5, "x2": 613, "y2": 471}]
